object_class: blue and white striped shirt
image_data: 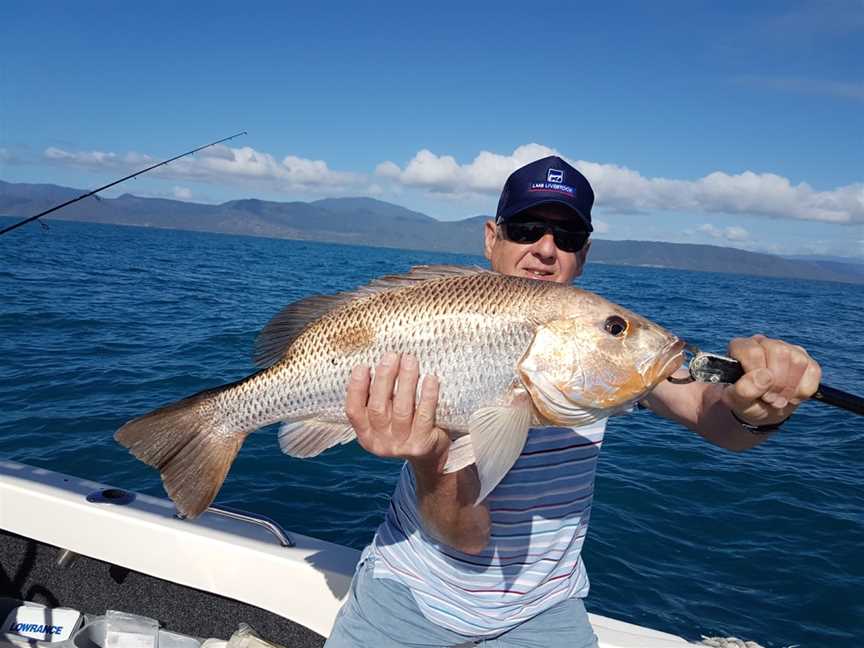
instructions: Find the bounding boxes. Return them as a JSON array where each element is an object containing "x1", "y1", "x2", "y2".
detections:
[{"x1": 369, "y1": 419, "x2": 606, "y2": 636}]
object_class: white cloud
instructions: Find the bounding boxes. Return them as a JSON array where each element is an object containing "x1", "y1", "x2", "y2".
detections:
[
  {"x1": 683, "y1": 229, "x2": 864, "y2": 258},
  {"x1": 43, "y1": 144, "x2": 363, "y2": 194},
  {"x1": 39, "y1": 141, "x2": 864, "y2": 226},
  {"x1": 374, "y1": 160, "x2": 401, "y2": 179},
  {"x1": 101, "y1": 186, "x2": 214, "y2": 203},
  {"x1": 173, "y1": 186, "x2": 192, "y2": 200},
  {"x1": 197, "y1": 145, "x2": 236, "y2": 161},
  {"x1": 697, "y1": 224, "x2": 722, "y2": 238},
  {"x1": 379, "y1": 145, "x2": 864, "y2": 225},
  {"x1": 697, "y1": 223, "x2": 751, "y2": 242},
  {"x1": 786, "y1": 237, "x2": 864, "y2": 258},
  {"x1": 592, "y1": 219, "x2": 610, "y2": 235},
  {"x1": 0, "y1": 147, "x2": 30, "y2": 165},
  {"x1": 44, "y1": 147, "x2": 150, "y2": 168},
  {"x1": 723, "y1": 226, "x2": 750, "y2": 242},
  {"x1": 377, "y1": 144, "x2": 557, "y2": 194}
]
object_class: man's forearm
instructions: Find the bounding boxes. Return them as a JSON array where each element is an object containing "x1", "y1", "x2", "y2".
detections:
[
  {"x1": 645, "y1": 380, "x2": 777, "y2": 452},
  {"x1": 411, "y1": 458, "x2": 491, "y2": 555},
  {"x1": 694, "y1": 384, "x2": 775, "y2": 452}
]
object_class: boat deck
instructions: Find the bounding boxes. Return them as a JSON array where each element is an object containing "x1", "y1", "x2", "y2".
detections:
[{"x1": 0, "y1": 529, "x2": 324, "y2": 647}]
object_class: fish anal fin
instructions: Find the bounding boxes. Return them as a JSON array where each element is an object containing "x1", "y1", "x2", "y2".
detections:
[{"x1": 278, "y1": 419, "x2": 356, "y2": 458}]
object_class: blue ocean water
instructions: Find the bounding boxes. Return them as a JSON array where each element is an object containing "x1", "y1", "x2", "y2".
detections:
[{"x1": 1, "y1": 219, "x2": 862, "y2": 647}]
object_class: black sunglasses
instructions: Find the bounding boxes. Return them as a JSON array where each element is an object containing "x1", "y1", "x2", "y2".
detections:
[{"x1": 499, "y1": 219, "x2": 590, "y2": 252}]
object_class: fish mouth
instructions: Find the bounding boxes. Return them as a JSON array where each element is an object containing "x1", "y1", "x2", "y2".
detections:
[{"x1": 651, "y1": 338, "x2": 687, "y2": 385}]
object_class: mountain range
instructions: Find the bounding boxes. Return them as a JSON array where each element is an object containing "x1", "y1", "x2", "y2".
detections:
[{"x1": 1, "y1": 179, "x2": 861, "y2": 285}]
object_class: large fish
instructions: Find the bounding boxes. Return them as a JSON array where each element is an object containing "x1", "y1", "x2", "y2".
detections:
[{"x1": 116, "y1": 265, "x2": 685, "y2": 517}]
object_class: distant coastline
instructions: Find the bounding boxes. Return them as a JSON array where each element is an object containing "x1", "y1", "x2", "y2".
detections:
[{"x1": 2, "y1": 179, "x2": 862, "y2": 285}]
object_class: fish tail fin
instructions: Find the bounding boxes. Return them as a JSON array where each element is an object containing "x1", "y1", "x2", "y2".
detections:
[{"x1": 115, "y1": 383, "x2": 250, "y2": 518}]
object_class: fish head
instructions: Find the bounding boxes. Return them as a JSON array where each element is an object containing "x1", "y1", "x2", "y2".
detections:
[{"x1": 519, "y1": 291, "x2": 685, "y2": 424}]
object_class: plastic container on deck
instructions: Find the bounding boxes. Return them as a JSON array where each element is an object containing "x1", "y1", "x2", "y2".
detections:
[
  {"x1": 1, "y1": 599, "x2": 83, "y2": 648},
  {"x1": 157, "y1": 630, "x2": 201, "y2": 648},
  {"x1": 2, "y1": 600, "x2": 205, "y2": 648},
  {"x1": 72, "y1": 612, "x2": 201, "y2": 648}
]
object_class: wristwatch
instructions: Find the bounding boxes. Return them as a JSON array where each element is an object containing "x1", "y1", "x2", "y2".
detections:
[{"x1": 730, "y1": 409, "x2": 788, "y2": 435}]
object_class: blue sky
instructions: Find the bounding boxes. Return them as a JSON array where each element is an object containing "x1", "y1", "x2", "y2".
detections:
[{"x1": 1, "y1": 1, "x2": 862, "y2": 257}]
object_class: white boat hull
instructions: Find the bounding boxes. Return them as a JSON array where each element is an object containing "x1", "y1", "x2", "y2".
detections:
[{"x1": 0, "y1": 460, "x2": 697, "y2": 647}]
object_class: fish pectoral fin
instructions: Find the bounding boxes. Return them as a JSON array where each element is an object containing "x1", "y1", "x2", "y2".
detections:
[
  {"x1": 468, "y1": 402, "x2": 532, "y2": 505},
  {"x1": 278, "y1": 419, "x2": 356, "y2": 458},
  {"x1": 442, "y1": 433, "x2": 475, "y2": 474}
]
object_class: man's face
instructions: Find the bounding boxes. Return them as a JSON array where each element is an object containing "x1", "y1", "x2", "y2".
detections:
[{"x1": 484, "y1": 204, "x2": 591, "y2": 284}]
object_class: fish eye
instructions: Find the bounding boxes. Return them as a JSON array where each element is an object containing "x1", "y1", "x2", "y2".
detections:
[{"x1": 604, "y1": 315, "x2": 628, "y2": 337}]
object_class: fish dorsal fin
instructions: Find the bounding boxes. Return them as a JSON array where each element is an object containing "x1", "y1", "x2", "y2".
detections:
[
  {"x1": 253, "y1": 264, "x2": 490, "y2": 367},
  {"x1": 468, "y1": 393, "x2": 534, "y2": 504},
  {"x1": 254, "y1": 294, "x2": 350, "y2": 367},
  {"x1": 360, "y1": 264, "x2": 490, "y2": 293}
]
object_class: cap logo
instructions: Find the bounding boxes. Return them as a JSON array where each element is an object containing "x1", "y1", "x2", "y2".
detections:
[{"x1": 547, "y1": 169, "x2": 564, "y2": 183}]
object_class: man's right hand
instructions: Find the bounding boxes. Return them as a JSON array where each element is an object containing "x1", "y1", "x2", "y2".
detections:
[
  {"x1": 345, "y1": 351, "x2": 491, "y2": 554},
  {"x1": 346, "y1": 352, "x2": 450, "y2": 472}
]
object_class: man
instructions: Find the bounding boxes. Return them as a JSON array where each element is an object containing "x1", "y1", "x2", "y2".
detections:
[{"x1": 325, "y1": 156, "x2": 821, "y2": 647}]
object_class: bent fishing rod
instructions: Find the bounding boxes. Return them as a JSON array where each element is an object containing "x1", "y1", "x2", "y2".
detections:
[{"x1": 0, "y1": 131, "x2": 247, "y2": 236}]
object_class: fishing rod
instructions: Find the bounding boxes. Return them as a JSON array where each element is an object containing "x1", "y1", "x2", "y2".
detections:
[
  {"x1": 673, "y1": 347, "x2": 864, "y2": 416},
  {"x1": 0, "y1": 131, "x2": 247, "y2": 236}
]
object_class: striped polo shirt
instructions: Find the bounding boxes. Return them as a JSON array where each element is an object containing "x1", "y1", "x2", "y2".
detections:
[{"x1": 369, "y1": 419, "x2": 606, "y2": 637}]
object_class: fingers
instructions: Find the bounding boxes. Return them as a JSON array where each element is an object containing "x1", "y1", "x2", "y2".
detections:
[
  {"x1": 392, "y1": 354, "x2": 420, "y2": 430},
  {"x1": 412, "y1": 374, "x2": 449, "y2": 466},
  {"x1": 781, "y1": 346, "x2": 809, "y2": 404},
  {"x1": 726, "y1": 334, "x2": 822, "y2": 423},
  {"x1": 798, "y1": 352, "x2": 822, "y2": 401},
  {"x1": 366, "y1": 351, "x2": 401, "y2": 428},
  {"x1": 723, "y1": 367, "x2": 774, "y2": 415},
  {"x1": 728, "y1": 336, "x2": 767, "y2": 374},
  {"x1": 344, "y1": 352, "x2": 447, "y2": 462},
  {"x1": 345, "y1": 351, "x2": 426, "y2": 445},
  {"x1": 345, "y1": 364, "x2": 371, "y2": 438},
  {"x1": 413, "y1": 374, "x2": 440, "y2": 434},
  {"x1": 762, "y1": 341, "x2": 791, "y2": 408}
]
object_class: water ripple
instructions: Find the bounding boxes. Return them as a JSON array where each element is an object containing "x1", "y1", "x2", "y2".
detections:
[{"x1": 1, "y1": 221, "x2": 862, "y2": 648}]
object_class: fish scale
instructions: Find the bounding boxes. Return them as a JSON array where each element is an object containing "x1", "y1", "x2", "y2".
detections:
[
  {"x1": 254, "y1": 272, "x2": 545, "y2": 428},
  {"x1": 116, "y1": 265, "x2": 684, "y2": 517}
]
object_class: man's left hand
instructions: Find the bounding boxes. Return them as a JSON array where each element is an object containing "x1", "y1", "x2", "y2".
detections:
[{"x1": 723, "y1": 334, "x2": 822, "y2": 427}]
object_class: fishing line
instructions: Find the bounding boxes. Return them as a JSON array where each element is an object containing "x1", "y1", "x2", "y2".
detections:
[{"x1": 0, "y1": 131, "x2": 247, "y2": 236}]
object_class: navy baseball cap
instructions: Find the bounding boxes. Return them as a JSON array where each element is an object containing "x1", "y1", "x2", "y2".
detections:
[{"x1": 495, "y1": 155, "x2": 594, "y2": 232}]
